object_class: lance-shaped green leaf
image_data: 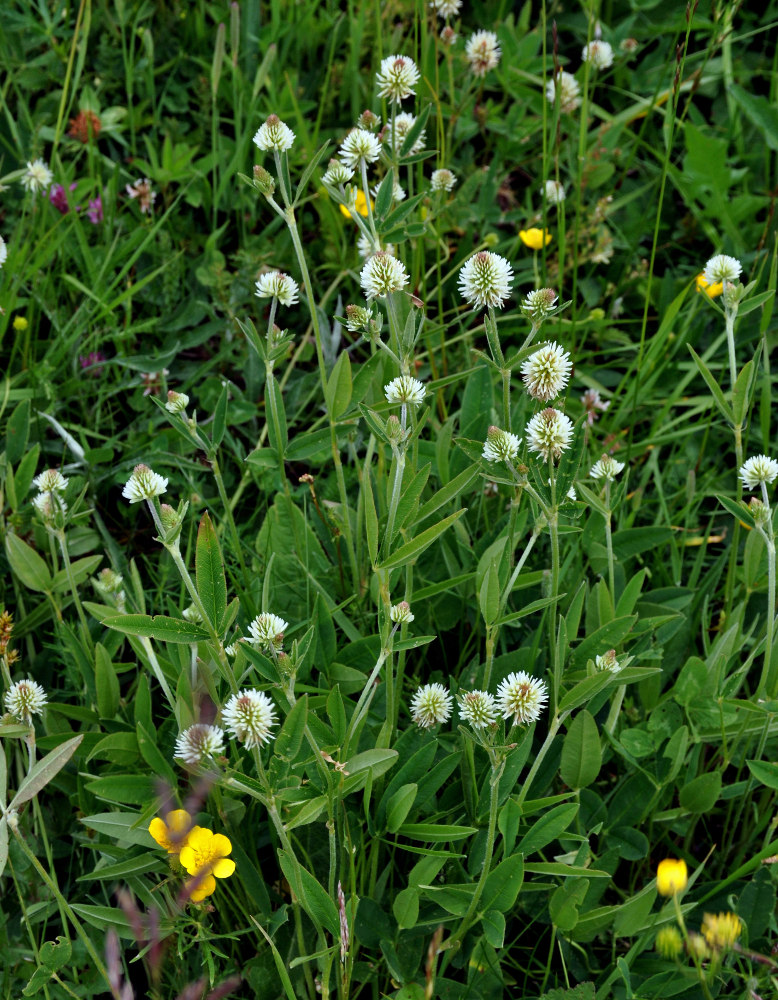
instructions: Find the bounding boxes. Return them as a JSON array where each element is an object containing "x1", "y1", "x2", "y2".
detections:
[
  {"x1": 196, "y1": 511, "x2": 227, "y2": 630},
  {"x1": 688, "y1": 345, "x2": 733, "y2": 423},
  {"x1": 5, "y1": 534, "x2": 52, "y2": 592},
  {"x1": 325, "y1": 350, "x2": 352, "y2": 419},
  {"x1": 378, "y1": 509, "x2": 466, "y2": 571},
  {"x1": 103, "y1": 615, "x2": 210, "y2": 643},
  {"x1": 10, "y1": 734, "x2": 83, "y2": 808},
  {"x1": 716, "y1": 494, "x2": 756, "y2": 529}
]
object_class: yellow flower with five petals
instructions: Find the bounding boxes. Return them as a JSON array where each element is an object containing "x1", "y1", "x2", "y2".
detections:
[{"x1": 179, "y1": 827, "x2": 236, "y2": 902}]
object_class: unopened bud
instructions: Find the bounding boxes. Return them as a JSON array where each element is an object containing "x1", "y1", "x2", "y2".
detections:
[{"x1": 253, "y1": 165, "x2": 275, "y2": 196}]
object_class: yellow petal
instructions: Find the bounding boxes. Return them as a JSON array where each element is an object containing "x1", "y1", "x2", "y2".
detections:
[
  {"x1": 211, "y1": 833, "x2": 232, "y2": 857},
  {"x1": 212, "y1": 858, "x2": 236, "y2": 879},
  {"x1": 188, "y1": 873, "x2": 216, "y2": 902},
  {"x1": 187, "y1": 827, "x2": 213, "y2": 852},
  {"x1": 148, "y1": 818, "x2": 168, "y2": 848},
  {"x1": 179, "y1": 845, "x2": 196, "y2": 872}
]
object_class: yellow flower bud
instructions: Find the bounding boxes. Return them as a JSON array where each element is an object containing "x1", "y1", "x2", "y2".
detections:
[
  {"x1": 656, "y1": 858, "x2": 688, "y2": 896},
  {"x1": 519, "y1": 227, "x2": 553, "y2": 250}
]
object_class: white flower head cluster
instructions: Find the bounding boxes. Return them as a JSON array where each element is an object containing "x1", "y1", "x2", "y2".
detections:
[
  {"x1": 521, "y1": 342, "x2": 572, "y2": 402},
  {"x1": 430, "y1": 0, "x2": 461, "y2": 17},
  {"x1": 458, "y1": 689, "x2": 498, "y2": 729},
  {"x1": 739, "y1": 455, "x2": 778, "y2": 491},
  {"x1": 458, "y1": 251, "x2": 514, "y2": 310},
  {"x1": 222, "y1": 689, "x2": 277, "y2": 748},
  {"x1": 0, "y1": 235, "x2": 6, "y2": 269},
  {"x1": 522, "y1": 288, "x2": 559, "y2": 324},
  {"x1": 122, "y1": 464, "x2": 168, "y2": 503},
  {"x1": 590, "y1": 454, "x2": 625, "y2": 481},
  {"x1": 247, "y1": 612, "x2": 289, "y2": 652},
  {"x1": 431, "y1": 169, "x2": 457, "y2": 192},
  {"x1": 339, "y1": 128, "x2": 382, "y2": 170},
  {"x1": 253, "y1": 115, "x2": 295, "y2": 153},
  {"x1": 703, "y1": 254, "x2": 742, "y2": 286},
  {"x1": 546, "y1": 70, "x2": 581, "y2": 113},
  {"x1": 497, "y1": 671, "x2": 548, "y2": 726},
  {"x1": 582, "y1": 40, "x2": 614, "y2": 70},
  {"x1": 33, "y1": 469, "x2": 68, "y2": 493},
  {"x1": 525, "y1": 408, "x2": 574, "y2": 462},
  {"x1": 357, "y1": 234, "x2": 395, "y2": 260},
  {"x1": 4, "y1": 679, "x2": 48, "y2": 724},
  {"x1": 581, "y1": 388, "x2": 610, "y2": 425},
  {"x1": 21, "y1": 159, "x2": 53, "y2": 194},
  {"x1": 595, "y1": 650, "x2": 622, "y2": 674},
  {"x1": 482, "y1": 426, "x2": 520, "y2": 464},
  {"x1": 390, "y1": 601, "x2": 415, "y2": 624},
  {"x1": 376, "y1": 55, "x2": 420, "y2": 103},
  {"x1": 322, "y1": 159, "x2": 355, "y2": 186},
  {"x1": 384, "y1": 375, "x2": 426, "y2": 406},
  {"x1": 32, "y1": 492, "x2": 67, "y2": 523},
  {"x1": 544, "y1": 180, "x2": 566, "y2": 205},
  {"x1": 385, "y1": 113, "x2": 426, "y2": 155},
  {"x1": 165, "y1": 390, "x2": 189, "y2": 414},
  {"x1": 255, "y1": 271, "x2": 299, "y2": 307},
  {"x1": 466, "y1": 30, "x2": 501, "y2": 76},
  {"x1": 173, "y1": 724, "x2": 225, "y2": 765},
  {"x1": 410, "y1": 683, "x2": 453, "y2": 728},
  {"x1": 361, "y1": 252, "x2": 409, "y2": 299}
]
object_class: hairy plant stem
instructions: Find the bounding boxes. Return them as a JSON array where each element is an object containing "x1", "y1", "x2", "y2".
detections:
[
  {"x1": 758, "y1": 521, "x2": 777, "y2": 698},
  {"x1": 548, "y1": 464, "x2": 562, "y2": 713},
  {"x1": 384, "y1": 447, "x2": 405, "y2": 552},
  {"x1": 515, "y1": 714, "x2": 563, "y2": 808},
  {"x1": 55, "y1": 531, "x2": 93, "y2": 652},
  {"x1": 210, "y1": 455, "x2": 251, "y2": 593},
  {"x1": 604, "y1": 480, "x2": 615, "y2": 599}
]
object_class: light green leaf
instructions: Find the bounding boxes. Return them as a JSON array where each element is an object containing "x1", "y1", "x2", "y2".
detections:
[
  {"x1": 5, "y1": 534, "x2": 52, "y2": 592},
  {"x1": 103, "y1": 614, "x2": 210, "y2": 643},
  {"x1": 560, "y1": 710, "x2": 602, "y2": 788},
  {"x1": 378, "y1": 509, "x2": 467, "y2": 571},
  {"x1": 11, "y1": 735, "x2": 83, "y2": 808},
  {"x1": 196, "y1": 511, "x2": 227, "y2": 631},
  {"x1": 325, "y1": 350, "x2": 353, "y2": 419}
]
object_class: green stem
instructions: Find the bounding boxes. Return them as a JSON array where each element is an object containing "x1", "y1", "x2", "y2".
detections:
[
  {"x1": 55, "y1": 532, "x2": 93, "y2": 652},
  {"x1": 760, "y1": 532, "x2": 776, "y2": 698},
  {"x1": 672, "y1": 893, "x2": 715, "y2": 1000},
  {"x1": 210, "y1": 456, "x2": 252, "y2": 593},
  {"x1": 515, "y1": 714, "x2": 562, "y2": 808},
  {"x1": 605, "y1": 480, "x2": 615, "y2": 599},
  {"x1": 384, "y1": 449, "x2": 405, "y2": 551}
]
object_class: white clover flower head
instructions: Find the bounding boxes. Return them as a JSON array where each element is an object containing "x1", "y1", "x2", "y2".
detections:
[
  {"x1": 458, "y1": 251, "x2": 514, "y2": 310},
  {"x1": 122, "y1": 464, "x2": 168, "y2": 503},
  {"x1": 703, "y1": 254, "x2": 742, "y2": 286},
  {"x1": 339, "y1": 128, "x2": 382, "y2": 169},
  {"x1": 360, "y1": 252, "x2": 409, "y2": 299},
  {"x1": 411, "y1": 683, "x2": 453, "y2": 728},
  {"x1": 253, "y1": 114, "x2": 295, "y2": 153},
  {"x1": 458, "y1": 689, "x2": 498, "y2": 729},
  {"x1": 544, "y1": 180, "x2": 566, "y2": 205},
  {"x1": 358, "y1": 109, "x2": 381, "y2": 131},
  {"x1": 739, "y1": 455, "x2": 778, "y2": 491},
  {"x1": 165, "y1": 390, "x2": 189, "y2": 414},
  {"x1": 21, "y1": 159, "x2": 53, "y2": 194},
  {"x1": 595, "y1": 649, "x2": 622, "y2": 673},
  {"x1": 466, "y1": 30, "x2": 501, "y2": 76},
  {"x1": 581, "y1": 388, "x2": 610, "y2": 425},
  {"x1": 440, "y1": 26, "x2": 458, "y2": 45},
  {"x1": 247, "y1": 612, "x2": 289, "y2": 652},
  {"x1": 497, "y1": 671, "x2": 548, "y2": 726},
  {"x1": 125, "y1": 178, "x2": 156, "y2": 213},
  {"x1": 322, "y1": 159, "x2": 355, "y2": 186},
  {"x1": 384, "y1": 376, "x2": 426, "y2": 406},
  {"x1": 345, "y1": 304, "x2": 373, "y2": 333},
  {"x1": 390, "y1": 601, "x2": 414, "y2": 624},
  {"x1": 431, "y1": 169, "x2": 457, "y2": 192},
  {"x1": 590, "y1": 454, "x2": 625, "y2": 481},
  {"x1": 173, "y1": 724, "x2": 225, "y2": 765},
  {"x1": 430, "y1": 0, "x2": 461, "y2": 17},
  {"x1": 522, "y1": 288, "x2": 559, "y2": 323},
  {"x1": 482, "y1": 426, "x2": 520, "y2": 463},
  {"x1": 0, "y1": 235, "x2": 6, "y2": 269},
  {"x1": 33, "y1": 469, "x2": 68, "y2": 493},
  {"x1": 384, "y1": 113, "x2": 426, "y2": 155},
  {"x1": 521, "y1": 342, "x2": 572, "y2": 402},
  {"x1": 222, "y1": 689, "x2": 277, "y2": 748},
  {"x1": 32, "y1": 491, "x2": 67, "y2": 523},
  {"x1": 582, "y1": 40, "x2": 614, "y2": 70},
  {"x1": 376, "y1": 55, "x2": 420, "y2": 103},
  {"x1": 357, "y1": 234, "x2": 395, "y2": 260},
  {"x1": 182, "y1": 604, "x2": 203, "y2": 623},
  {"x1": 546, "y1": 70, "x2": 581, "y2": 113},
  {"x1": 255, "y1": 271, "x2": 300, "y2": 307},
  {"x1": 525, "y1": 408, "x2": 574, "y2": 462},
  {"x1": 4, "y1": 678, "x2": 48, "y2": 724}
]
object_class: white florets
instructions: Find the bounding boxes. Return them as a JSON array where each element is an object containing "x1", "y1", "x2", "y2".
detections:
[
  {"x1": 521, "y1": 342, "x2": 573, "y2": 402},
  {"x1": 582, "y1": 40, "x2": 614, "y2": 70},
  {"x1": 253, "y1": 115, "x2": 295, "y2": 153},
  {"x1": 384, "y1": 376, "x2": 426, "y2": 406},
  {"x1": 385, "y1": 113, "x2": 426, "y2": 155},
  {"x1": 222, "y1": 689, "x2": 278, "y2": 748},
  {"x1": 431, "y1": 169, "x2": 457, "y2": 192},
  {"x1": 703, "y1": 254, "x2": 742, "y2": 286},
  {"x1": 595, "y1": 650, "x2": 622, "y2": 674},
  {"x1": 546, "y1": 70, "x2": 581, "y2": 113},
  {"x1": 590, "y1": 455, "x2": 625, "y2": 481},
  {"x1": 544, "y1": 180, "x2": 566, "y2": 205},
  {"x1": 496, "y1": 671, "x2": 548, "y2": 726},
  {"x1": 376, "y1": 55, "x2": 420, "y2": 103},
  {"x1": 4, "y1": 679, "x2": 48, "y2": 724},
  {"x1": 390, "y1": 601, "x2": 415, "y2": 624},
  {"x1": 32, "y1": 492, "x2": 67, "y2": 523},
  {"x1": 33, "y1": 469, "x2": 68, "y2": 493},
  {"x1": 482, "y1": 426, "x2": 521, "y2": 463},
  {"x1": 339, "y1": 128, "x2": 382, "y2": 169},
  {"x1": 255, "y1": 271, "x2": 300, "y2": 307},
  {"x1": 410, "y1": 683, "x2": 453, "y2": 728},
  {"x1": 360, "y1": 252, "x2": 409, "y2": 299},
  {"x1": 522, "y1": 288, "x2": 559, "y2": 323},
  {"x1": 247, "y1": 612, "x2": 289, "y2": 652},
  {"x1": 739, "y1": 455, "x2": 778, "y2": 491},
  {"x1": 0, "y1": 235, "x2": 6, "y2": 268},
  {"x1": 458, "y1": 251, "x2": 514, "y2": 310},
  {"x1": 21, "y1": 159, "x2": 53, "y2": 194},
  {"x1": 122, "y1": 464, "x2": 168, "y2": 503},
  {"x1": 465, "y1": 30, "x2": 501, "y2": 76},
  {"x1": 173, "y1": 724, "x2": 225, "y2": 765},
  {"x1": 525, "y1": 408, "x2": 574, "y2": 462},
  {"x1": 581, "y1": 388, "x2": 610, "y2": 425},
  {"x1": 458, "y1": 689, "x2": 498, "y2": 729},
  {"x1": 357, "y1": 234, "x2": 395, "y2": 260},
  {"x1": 165, "y1": 391, "x2": 189, "y2": 414},
  {"x1": 430, "y1": 0, "x2": 461, "y2": 17},
  {"x1": 322, "y1": 160, "x2": 355, "y2": 186}
]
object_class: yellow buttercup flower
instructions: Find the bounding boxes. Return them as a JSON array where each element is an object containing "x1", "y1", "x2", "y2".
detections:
[
  {"x1": 179, "y1": 827, "x2": 236, "y2": 902},
  {"x1": 656, "y1": 857, "x2": 687, "y2": 896},
  {"x1": 701, "y1": 911, "x2": 742, "y2": 951},
  {"x1": 340, "y1": 190, "x2": 372, "y2": 220},
  {"x1": 695, "y1": 272, "x2": 723, "y2": 298},
  {"x1": 148, "y1": 809, "x2": 195, "y2": 854},
  {"x1": 13, "y1": 316, "x2": 28, "y2": 332},
  {"x1": 519, "y1": 228, "x2": 553, "y2": 250}
]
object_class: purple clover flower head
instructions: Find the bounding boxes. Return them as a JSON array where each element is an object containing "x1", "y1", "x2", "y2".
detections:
[
  {"x1": 49, "y1": 182, "x2": 77, "y2": 214},
  {"x1": 86, "y1": 195, "x2": 103, "y2": 224},
  {"x1": 79, "y1": 351, "x2": 107, "y2": 376}
]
